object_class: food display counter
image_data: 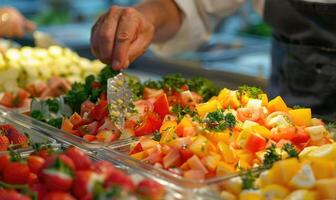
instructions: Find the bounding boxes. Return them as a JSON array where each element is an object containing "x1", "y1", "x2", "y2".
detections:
[{"x1": 0, "y1": 44, "x2": 335, "y2": 200}]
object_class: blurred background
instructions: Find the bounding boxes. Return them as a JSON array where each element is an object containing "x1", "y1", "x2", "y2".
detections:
[{"x1": 1, "y1": 0, "x2": 271, "y2": 88}]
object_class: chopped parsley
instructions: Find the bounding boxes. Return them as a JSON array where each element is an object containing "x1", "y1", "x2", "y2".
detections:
[
  {"x1": 241, "y1": 170, "x2": 257, "y2": 190},
  {"x1": 187, "y1": 77, "x2": 219, "y2": 101},
  {"x1": 45, "y1": 99, "x2": 60, "y2": 113},
  {"x1": 204, "y1": 110, "x2": 236, "y2": 132},
  {"x1": 282, "y1": 143, "x2": 299, "y2": 158},
  {"x1": 263, "y1": 144, "x2": 281, "y2": 168},
  {"x1": 152, "y1": 131, "x2": 162, "y2": 142},
  {"x1": 171, "y1": 104, "x2": 198, "y2": 122},
  {"x1": 47, "y1": 117, "x2": 63, "y2": 129},
  {"x1": 238, "y1": 85, "x2": 264, "y2": 99}
]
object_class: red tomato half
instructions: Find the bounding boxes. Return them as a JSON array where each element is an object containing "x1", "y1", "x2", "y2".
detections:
[
  {"x1": 134, "y1": 112, "x2": 162, "y2": 136},
  {"x1": 245, "y1": 133, "x2": 266, "y2": 153},
  {"x1": 89, "y1": 100, "x2": 108, "y2": 121},
  {"x1": 153, "y1": 93, "x2": 170, "y2": 119}
]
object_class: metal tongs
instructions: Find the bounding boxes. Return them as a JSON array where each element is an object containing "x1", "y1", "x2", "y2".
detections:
[{"x1": 107, "y1": 73, "x2": 133, "y2": 134}]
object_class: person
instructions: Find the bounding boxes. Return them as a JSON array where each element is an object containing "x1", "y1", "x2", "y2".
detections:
[
  {"x1": 91, "y1": 0, "x2": 336, "y2": 118},
  {"x1": 0, "y1": 7, "x2": 36, "y2": 38}
]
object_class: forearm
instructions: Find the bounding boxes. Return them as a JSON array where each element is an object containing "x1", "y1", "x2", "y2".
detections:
[{"x1": 135, "y1": 0, "x2": 183, "y2": 42}]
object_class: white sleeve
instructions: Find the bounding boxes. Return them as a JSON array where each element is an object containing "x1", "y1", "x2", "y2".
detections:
[{"x1": 150, "y1": 0, "x2": 245, "y2": 58}]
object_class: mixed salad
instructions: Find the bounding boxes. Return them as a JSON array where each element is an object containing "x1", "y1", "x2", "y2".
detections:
[
  {"x1": 128, "y1": 86, "x2": 334, "y2": 180},
  {"x1": 29, "y1": 66, "x2": 219, "y2": 143}
]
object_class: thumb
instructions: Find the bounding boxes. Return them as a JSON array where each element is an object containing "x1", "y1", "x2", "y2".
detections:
[{"x1": 24, "y1": 19, "x2": 36, "y2": 33}]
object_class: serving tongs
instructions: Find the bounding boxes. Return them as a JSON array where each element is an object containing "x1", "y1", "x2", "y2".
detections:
[{"x1": 107, "y1": 73, "x2": 133, "y2": 137}]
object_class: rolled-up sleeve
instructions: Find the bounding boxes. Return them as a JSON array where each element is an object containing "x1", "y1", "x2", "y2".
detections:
[{"x1": 151, "y1": 0, "x2": 244, "y2": 57}]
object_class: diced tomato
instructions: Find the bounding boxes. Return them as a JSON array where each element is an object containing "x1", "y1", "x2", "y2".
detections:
[
  {"x1": 129, "y1": 143, "x2": 143, "y2": 155},
  {"x1": 0, "y1": 92, "x2": 14, "y2": 107},
  {"x1": 176, "y1": 90, "x2": 197, "y2": 107},
  {"x1": 134, "y1": 112, "x2": 162, "y2": 136},
  {"x1": 180, "y1": 84, "x2": 189, "y2": 91},
  {"x1": 61, "y1": 119, "x2": 73, "y2": 133},
  {"x1": 143, "y1": 150, "x2": 163, "y2": 165},
  {"x1": 153, "y1": 93, "x2": 170, "y2": 119},
  {"x1": 291, "y1": 127, "x2": 310, "y2": 144},
  {"x1": 245, "y1": 133, "x2": 266, "y2": 153},
  {"x1": 79, "y1": 121, "x2": 98, "y2": 135},
  {"x1": 14, "y1": 89, "x2": 30, "y2": 107},
  {"x1": 179, "y1": 148, "x2": 193, "y2": 161},
  {"x1": 143, "y1": 87, "x2": 164, "y2": 100},
  {"x1": 80, "y1": 100, "x2": 95, "y2": 116},
  {"x1": 277, "y1": 126, "x2": 296, "y2": 141},
  {"x1": 237, "y1": 107, "x2": 264, "y2": 122},
  {"x1": 163, "y1": 148, "x2": 182, "y2": 169},
  {"x1": 97, "y1": 118, "x2": 116, "y2": 132},
  {"x1": 83, "y1": 135, "x2": 96, "y2": 142},
  {"x1": 134, "y1": 100, "x2": 153, "y2": 116},
  {"x1": 183, "y1": 170, "x2": 205, "y2": 180},
  {"x1": 100, "y1": 92, "x2": 107, "y2": 101},
  {"x1": 89, "y1": 100, "x2": 108, "y2": 121},
  {"x1": 69, "y1": 113, "x2": 83, "y2": 127}
]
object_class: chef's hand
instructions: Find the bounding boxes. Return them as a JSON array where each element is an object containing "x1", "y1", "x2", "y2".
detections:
[
  {"x1": 91, "y1": 0, "x2": 183, "y2": 70},
  {"x1": 0, "y1": 7, "x2": 36, "y2": 38},
  {"x1": 91, "y1": 6, "x2": 155, "y2": 70}
]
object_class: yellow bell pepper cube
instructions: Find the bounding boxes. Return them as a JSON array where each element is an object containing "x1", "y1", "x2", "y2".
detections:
[
  {"x1": 204, "y1": 152, "x2": 221, "y2": 171},
  {"x1": 217, "y1": 88, "x2": 231, "y2": 101},
  {"x1": 252, "y1": 125, "x2": 272, "y2": 139},
  {"x1": 289, "y1": 108, "x2": 312, "y2": 126},
  {"x1": 316, "y1": 178, "x2": 336, "y2": 199},
  {"x1": 216, "y1": 161, "x2": 235, "y2": 176},
  {"x1": 285, "y1": 190, "x2": 317, "y2": 200},
  {"x1": 160, "y1": 121, "x2": 177, "y2": 143},
  {"x1": 236, "y1": 129, "x2": 252, "y2": 148},
  {"x1": 307, "y1": 158, "x2": 336, "y2": 179},
  {"x1": 262, "y1": 184, "x2": 290, "y2": 200},
  {"x1": 268, "y1": 96, "x2": 288, "y2": 112},
  {"x1": 196, "y1": 100, "x2": 221, "y2": 118},
  {"x1": 239, "y1": 190, "x2": 263, "y2": 200},
  {"x1": 130, "y1": 151, "x2": 148, "y2": 160},
  {"x1": 218, "y1": 141, "x2": 236, "y2": 164},
  {"x1": 258, "y1": 93, "x2": 269, "y2": 106},
  {"x1": 205, "y1": 129, "x2": 231, "y2": 145},
  {"x1": 271, "y1": 158, "x2": 301, "y2": 185},
  {"x1": 189, "y1": 135, "x2": 209, "y2": 157}
]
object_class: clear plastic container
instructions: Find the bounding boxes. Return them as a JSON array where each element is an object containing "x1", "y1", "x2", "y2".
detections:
[
  {"x1": 0, "y1": 108, "x2": 56, "y2": 154},
  {"x1": 0, "y1": 108, "x2": 135, "y2": 150},
  {"x1": 2, "y1": 109, "x2": 233, "y2": 199},
  {"x1": 102, "y1": 138, "x2": 242, "y2": 199}
]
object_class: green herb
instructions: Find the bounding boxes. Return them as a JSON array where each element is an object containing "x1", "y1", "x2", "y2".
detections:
[
  {"x1": 64, "y1": 82, "x2": 88, "y2": 113},
  {"x1": 143, "y1": 79, "x2": 162, "y2": 89},
  {"x1": 45, "y1": 99, "x2": 59, "y2": 113},
  {"x1": 30, "y1": 110, "x2": 45, "y2": 121},
  {"x1": 47, "y1": 118, "x2": 63, "y2": 129},
  {"x1": 238, "y1": 85, "x2": 263, "y2": 99},
  {"x1": 282, "y1": 143, "x2": 299, "y2": 158},
  {"x1": 98, "y1": 66, "x2": 119, "y2": 91},
  {"x1": 105, "y1": 185, "x2": 122, "y2": 198},
  {"x1": 9, "y1": 149, "x2": 22, "y2": 162},
  {"x1": 204, "y1": 110, "x2": 236, "y2": 132},
  {"x1": 241, "y1": 170, "x2": 257, "y2": 190},
  {"x1": 187, "y1": 77, "x2": 219, "y2": 101},
  {"x1": 162, "y1": 74, "x2": 186, "y2": 91},
  {"x1": 171, "y1": 104, "x2": 197, "y2": 122},
  {"x1": 153, "y1": 131, "x2": 162, "y2": 142},
  {"x1": 224, "y1": 113, "x2": 236, "y2": 129},
  {"x1": 263, "y1": 144, "x2": 281, "y2": 168},
  {"x1": 126, "y1": 75, "x2": 144, "y2": 100}
]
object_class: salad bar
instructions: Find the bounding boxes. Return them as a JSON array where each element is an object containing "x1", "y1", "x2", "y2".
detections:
[{"x1": 0, "y1": 46, "x2": 335, "y2": 200}]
